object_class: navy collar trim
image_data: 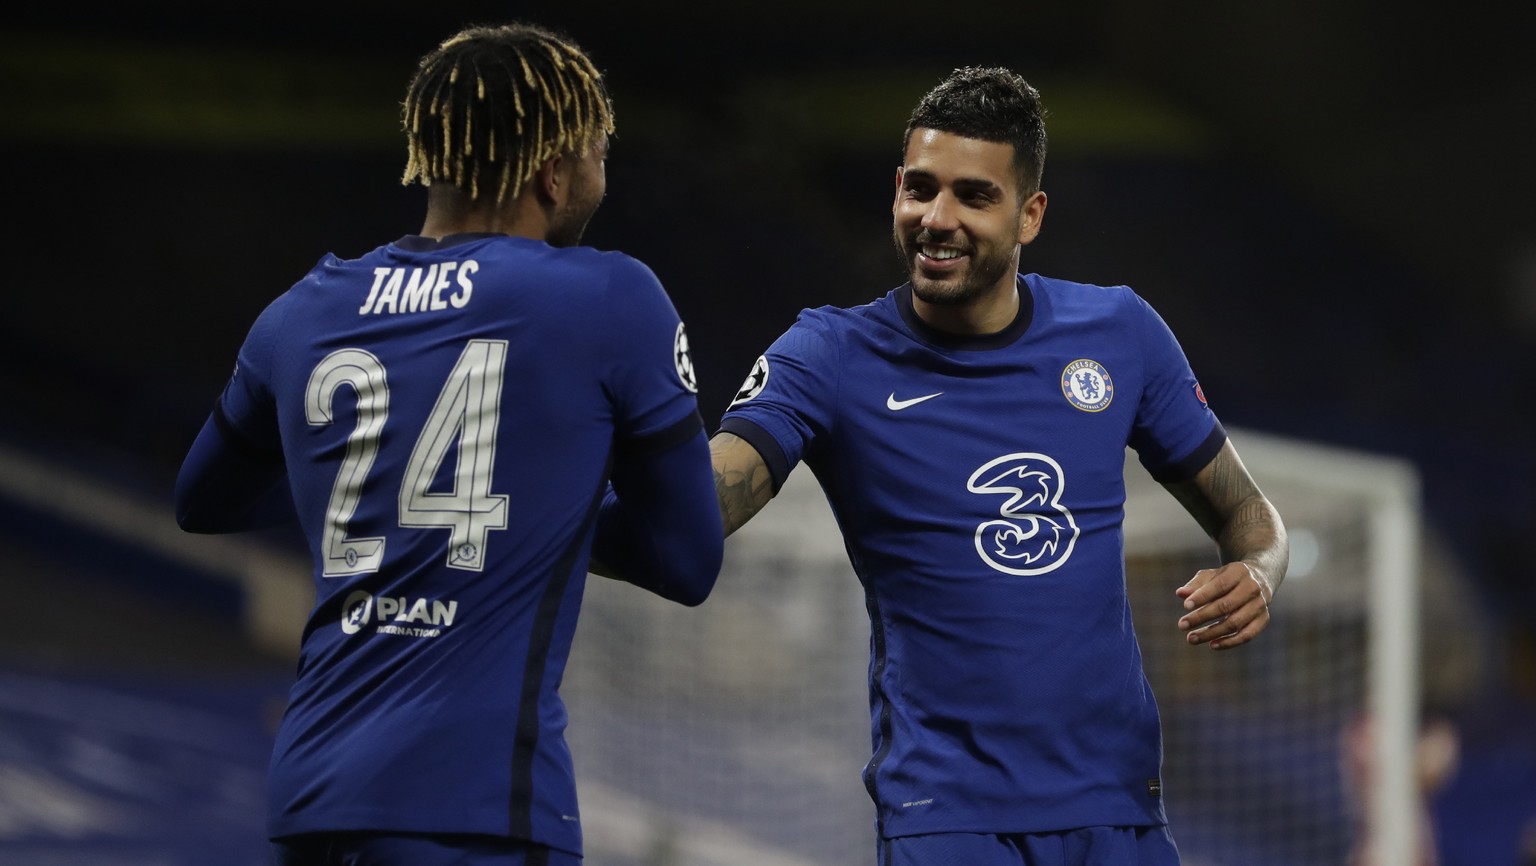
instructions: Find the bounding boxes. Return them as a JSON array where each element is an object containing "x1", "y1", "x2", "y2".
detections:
[
  {"x1": 896, "y1": 274, "x2": 1034, "y2": 350},
  {"x1": 394, "y1": 232, "x2": 506, "y2": 252}
]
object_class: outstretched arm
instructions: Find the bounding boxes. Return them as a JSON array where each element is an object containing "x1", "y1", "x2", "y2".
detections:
[
  {"x1": 1160, "y1": 439, "x2": 1288, "y2": 650},
  {"x1": 590, "y1": 427, "x2": 724, "y2": 606},
  {"x1": 710, "y1": 431, "x2": 777, "y2": 537}
]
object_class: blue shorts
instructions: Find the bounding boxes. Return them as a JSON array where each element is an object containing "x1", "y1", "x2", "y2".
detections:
[
  {"x1": 271, "y1": 832, "x2": 581, "y2": 866},
  {"x1": 879, "y1": 826, "x2": 1179, "y2": 866}
]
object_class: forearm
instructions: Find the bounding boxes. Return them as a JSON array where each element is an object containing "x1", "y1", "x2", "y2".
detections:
[
  {"x1": 175, "y1": 414, "x2": 291, "y2": 533},
  {"x1": 1217, "y1": 493, "x2": 1289, "y2": 596},
  {"x1": 591, "y1": 429, "x2": 723, "y2": 605},
  {"x1": 1165, "y1": 439, "x2": 1289, "y2": 596}
]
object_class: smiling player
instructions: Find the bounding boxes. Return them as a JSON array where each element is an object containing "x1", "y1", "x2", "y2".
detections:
[{"x1": 710, "y1": 67, "x2": 1288, "y2": 866}]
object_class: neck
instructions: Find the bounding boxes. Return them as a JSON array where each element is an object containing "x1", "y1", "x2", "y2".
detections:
[
  {"x1": 418, "y1": 184, "x2": 546, "y2": 241},
  {"x1": 912, "y1": 274, "x2": 1021, "y2": 336}
]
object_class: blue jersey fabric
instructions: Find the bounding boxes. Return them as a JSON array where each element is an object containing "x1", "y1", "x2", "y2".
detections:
[
  {"x1": 213, "y1": 233, "x2": 703, "y2": 855},
  {"x1": 719, "y1": 273, "x2": 1224, "y2": 839}
]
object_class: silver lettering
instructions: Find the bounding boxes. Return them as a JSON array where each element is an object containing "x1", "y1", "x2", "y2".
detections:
[
  {"x1": 451, "y1": 260, "x2": 477, "y2": 308},
  {"x1": 359, "y1": 268, "x2": 390, "y2": 314},
  {"x1": 375, "y1": 269, "x2": 403, "y2": 314},
  {"x1": 431, "y1": 262, "x2": 458, "y2": 311},
  {"x1": 401, "y1": 265, "x2": 437, "y2": 313}
]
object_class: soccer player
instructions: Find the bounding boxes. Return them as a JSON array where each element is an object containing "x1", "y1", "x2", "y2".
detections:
[
  {"x1": 711, "y1": 67, "x2": 1289, "y2": 865},
  {"x1": 175, "y1": 23, "x2": 722, "y2": 866}
]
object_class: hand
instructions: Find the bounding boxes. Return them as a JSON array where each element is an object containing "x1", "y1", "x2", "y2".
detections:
[{"x1": 1175, "y1": 561, "x2": 1273, "y2": 650}]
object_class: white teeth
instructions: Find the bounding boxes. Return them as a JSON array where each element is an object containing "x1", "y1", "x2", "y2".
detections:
[{"x1": 922, "y1": 246, "x2": 961, "y2": 260}]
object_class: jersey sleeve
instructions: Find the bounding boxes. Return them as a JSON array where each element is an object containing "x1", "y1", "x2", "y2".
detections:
[
  {"x1": 602, "y1": 255, "x2": 703, "y2": 453},
  {"x1": 216, "y1": 295, "x2": 287, "y2": 453},
  {"x1": 175, "y1": 295, "x2": 292, "y2": 532},
  {"x1": 716, "y1": 308, "x2": 841, "y2": 491},
  {"x1": 589, "y1": 427, "x2": 723, "y2": 605},
  {"x1": 589, "y1": 254, "x2": 721, "y2": 604},
  {"x1": 1125, "y1": 290, "x2": 1226, "y2": 482}
]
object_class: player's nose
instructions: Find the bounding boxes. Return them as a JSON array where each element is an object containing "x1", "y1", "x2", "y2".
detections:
[{"x1": 920, "y1": 192, "x2": 960, "y2": 232}]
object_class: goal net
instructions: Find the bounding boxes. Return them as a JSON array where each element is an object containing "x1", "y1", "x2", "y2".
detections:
[{"x1": 564, "y1": 427, "x2": 1423, "y2": 866}]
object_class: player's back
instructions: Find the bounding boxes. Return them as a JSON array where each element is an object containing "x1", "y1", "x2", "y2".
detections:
[{"x1": 246, "y1": 232, "x2": 691, "y2": 850}]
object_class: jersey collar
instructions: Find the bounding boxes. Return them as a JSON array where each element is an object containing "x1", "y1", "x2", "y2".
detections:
[
  {"x1": 393, "y1": 232, "x2": 506, "y2": 252},
  {"x1": 896, "y1": 273, "x2": 1035, "y2": 350}
]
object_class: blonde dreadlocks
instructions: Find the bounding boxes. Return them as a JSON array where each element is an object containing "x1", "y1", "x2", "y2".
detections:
[{"x1": 401, "y1": 23, "x2": 615, "y2": 206}]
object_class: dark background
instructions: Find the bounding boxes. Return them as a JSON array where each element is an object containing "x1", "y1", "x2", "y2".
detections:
[{"x1": 1, "y1": 1, "x2": 1533, "y2": 862}]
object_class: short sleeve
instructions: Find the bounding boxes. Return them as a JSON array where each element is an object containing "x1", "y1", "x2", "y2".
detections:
[
  {"x1": 603, "y1": 255, "x2": 703, "y2": 454},
  {"x1": 717, "y1": 308, "x2": 841, "y2": 490},
  {"x1": 1126, "y1": 292, "x2": 1225, "y2": 482}
]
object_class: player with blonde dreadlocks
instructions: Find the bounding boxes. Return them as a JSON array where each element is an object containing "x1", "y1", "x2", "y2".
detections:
[
  {"x1": 176, "y1": 21, "x2": 721, "y2": 866},
  {"x1": 402, "y1": 22, "x2": 618, "y2": 246}
]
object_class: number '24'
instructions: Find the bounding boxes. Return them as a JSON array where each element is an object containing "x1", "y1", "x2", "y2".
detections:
[{"x1": 304, "y1": 339, "x2": 509, "y2": 576}]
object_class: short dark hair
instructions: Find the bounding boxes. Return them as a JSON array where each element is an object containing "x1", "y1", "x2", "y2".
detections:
[
  {"x1": 401, "y1": 23, "x2": 615, "y2": 206},
  {"x1": 903, "y1": 67, "x2": 1048, "y2": 196}
]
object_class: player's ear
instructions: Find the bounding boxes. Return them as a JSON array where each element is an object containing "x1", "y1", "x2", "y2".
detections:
[
  {"x1": 1018, "y1": 190, "x2": 1047, "y2": 245},
  {"x1": 535, "y1": 153, "x2": 565, "y2": 204},
  {"x1": 892, "y1": 166, "x2": 905, "y2": 211}
]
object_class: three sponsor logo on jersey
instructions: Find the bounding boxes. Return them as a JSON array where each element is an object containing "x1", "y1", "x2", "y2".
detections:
[{"x1": 341, "y1": 589, "x2": 459, "y2": 638}]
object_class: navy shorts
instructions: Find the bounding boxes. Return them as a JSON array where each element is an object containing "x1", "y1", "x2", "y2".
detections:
[
  {"x1": 879, "y1": 825, "x2": 1179, "y2": 866},
  {"x1": 271, "y1": 832, "x2": 581, "y2": 866}
]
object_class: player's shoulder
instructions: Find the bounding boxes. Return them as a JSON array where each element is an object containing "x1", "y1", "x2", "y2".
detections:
[
  {"x1": 509, "y1": 242, "x2": 666, "y2": 300},
  {"x1": 792, "y1": 285, "x2": 902, "y2": 332},
  {"x1": 427, "y1": 236, "x2": 670, "y2": 308},
  {"x1": 587, "y1": 246, "x2": 665, "y2": 293},
  {"x1": 285, "y1": 243, "x2": 390, "y2": 296},
  {"x1": 1026, "y1": 272, "x2": 1139, "y2": 304},
  {"x1": 264, "y1": 249, "x2": 352, "y2": 313},
  {"x1": 1025, "y1": 272, "x2": 1151, "y2": 323}
]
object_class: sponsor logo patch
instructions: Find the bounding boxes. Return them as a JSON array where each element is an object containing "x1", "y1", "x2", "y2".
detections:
[
  {"x1": 340, "y1": 589, "x2": 458, "y2": 638},
  {"x1": 967, "y1": 452, "x2": 1080, "y2": 576}
]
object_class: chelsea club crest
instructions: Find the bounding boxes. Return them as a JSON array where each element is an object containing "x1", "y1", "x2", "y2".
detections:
[{"x1": 1061, "y1": 359, "x2": 1114, "y2": 412}]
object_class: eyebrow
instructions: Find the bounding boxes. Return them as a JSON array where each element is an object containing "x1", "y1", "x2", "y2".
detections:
[{"x1": 902, "y1": 168, "x2": 1004, "y2": 195}]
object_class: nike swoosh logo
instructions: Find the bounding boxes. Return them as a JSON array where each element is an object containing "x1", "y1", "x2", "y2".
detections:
[{"x1": 887, "y1": 391, "x2": 943, "y2": 411}]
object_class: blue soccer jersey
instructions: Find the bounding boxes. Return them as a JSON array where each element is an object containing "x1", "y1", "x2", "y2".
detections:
[
  {"x1": 720, "y1": 273, "x2": 1225, "y2": 838},
  {"x1": 211, "y1": 233, "x2": 703, "y2": 855}
]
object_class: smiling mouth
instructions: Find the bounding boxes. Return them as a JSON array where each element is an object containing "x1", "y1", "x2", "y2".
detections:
[{"x1": 916, "y1": 244, "x2": 967, "y2": 269}]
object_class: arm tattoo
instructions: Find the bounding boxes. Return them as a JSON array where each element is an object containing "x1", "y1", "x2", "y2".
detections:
[
  {"x1": 1203, "y1": 446, "x2": 1257, "y2": 513},
  {"x1": 1164, "y1": 441, "x2": 1290, "y2": 593},
  {"x1": 1231, "y1": 500, "x2": 1270, "y2": 532},
  {"x1": 710, "y1": 433, "x2": 775, "y2": 537}
]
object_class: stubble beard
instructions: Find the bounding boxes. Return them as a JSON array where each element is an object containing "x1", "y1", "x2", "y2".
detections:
[
  {"x1": 894, "y1": 229, "x2": 1018, "y2": 307},
  {"x1": 549, "y1": 174, "x2": 605, "y2": 248}
]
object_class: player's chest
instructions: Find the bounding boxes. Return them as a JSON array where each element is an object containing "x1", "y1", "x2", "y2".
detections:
[{"x1": 844, "y1": 348, "x2": 1138, "y2": 449}]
